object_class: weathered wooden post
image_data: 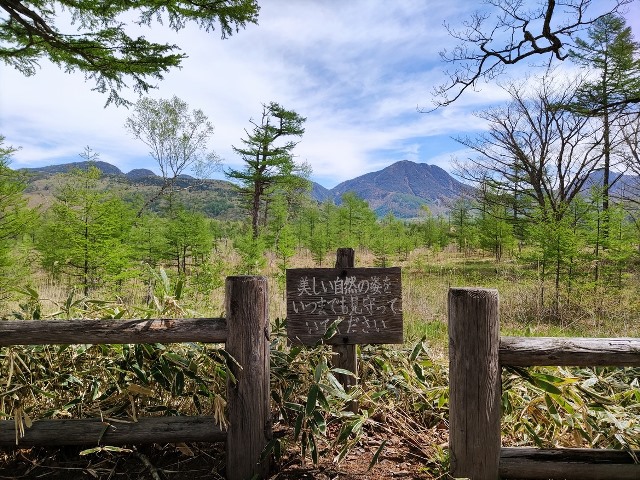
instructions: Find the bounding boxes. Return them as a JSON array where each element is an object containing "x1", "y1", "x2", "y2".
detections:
[
  {"x1": 448, "y1": 287, "x2": 501, "y2": 480},
  {"x1": 225, "y1": 276, "x2": 271, "y2": 480},
  {"x1": 332, "y1": 248, "x2": 358, "y2": 398}
]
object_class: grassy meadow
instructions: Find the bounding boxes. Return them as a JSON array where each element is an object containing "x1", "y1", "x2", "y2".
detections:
[{"x1": 2, "y1": 241, "x2": 638, "y2": 477}]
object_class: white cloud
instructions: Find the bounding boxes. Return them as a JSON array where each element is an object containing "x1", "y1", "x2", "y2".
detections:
[{"x1": 2, "y1": 0, "x2": 632, "y2": 189}]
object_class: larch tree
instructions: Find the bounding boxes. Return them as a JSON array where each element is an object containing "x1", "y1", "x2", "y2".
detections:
[
  {"x1": 0, "y1": 136, "x2": 35, "y2": 302},
  {"x1": 37, "y1": 150, "x2": 135, "y2": 295},
  {"x1": 0, "y1": 0, "x2": 259, "y2": 105},
  {"x1": 125, "y1": 96, "x2": 220, "y2": 216},
  {"x1": 569, "y1": 14, "x2": 640, "y2": 230},
  {"x1": 226, "y1": 102, "x2": 307, "y2": 239},
  {"x1": 163, "y1": 204, "x2": 213, "y2": 275}
]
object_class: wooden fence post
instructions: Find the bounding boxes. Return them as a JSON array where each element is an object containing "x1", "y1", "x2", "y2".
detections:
[
  {"x1": 332, "y1": 248, "x2": 358, "y2": 411},
  {"x1": 448, "y1": 287, "x2": 501, "y2": 480},
  {"x1": 225, "y1": 276, "x2": 271, "y2": 480}
]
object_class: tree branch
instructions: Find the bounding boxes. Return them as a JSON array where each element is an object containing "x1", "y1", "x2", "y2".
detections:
[{"x1": 431, "y1": 0, "x2": 633, "y2": 109}]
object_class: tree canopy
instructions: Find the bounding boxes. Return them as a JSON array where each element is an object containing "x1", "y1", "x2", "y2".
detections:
[
  {"x1": 125, "y1": 95, "x2": 220, "y2": 215},
  {"x1": 0, "y1": 0, "x2": 259, "y2": 105}
]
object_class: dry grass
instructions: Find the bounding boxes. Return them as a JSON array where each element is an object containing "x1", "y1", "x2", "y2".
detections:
[{"x1": 1, "y1": 245, "x2": 639, "y2": 479}]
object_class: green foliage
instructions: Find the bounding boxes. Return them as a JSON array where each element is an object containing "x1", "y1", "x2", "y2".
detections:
[
  {"x1": 269, "y1": 320, "x2": 448, "y2": 468},
  {"x1": 570, "y1": 14, "x2": 640, "y2": 115},
  {"x1": 226, "y1": 102, "x2": 307, "y2": 238},
  {"x1": 125, "y1": 96, "x2": 220, "y2": 215},
  {"x1": 0, "y1": 136, "x2": 36, "y2": 303},
  {"x1": 477, "y1": 204, "x2": 516, "y2": 261},
  {"x1": 449, "y1": 197, "x2": 478, "y2": 254},
  {"x1": 36, "y1": 159, "x2": 136, "y2": 295},
  {"x1": 164, "y1": 205, "x2": 214, "y2": 274},
  {"x1": 503, "y1": 366, "x2": 640, "y2": 451},
  {"x1": 233, "y1": 230, "x2": 266, "y2": 275},
  {"x1": 0, "y1": 287, "x2": 231, "y2": 435},
  {"x1": 273, "y1": 225, "x2": 297, "y2": 288},
  {"x1": 0, "y1": 0, "x2": 260, "y2": 105}
]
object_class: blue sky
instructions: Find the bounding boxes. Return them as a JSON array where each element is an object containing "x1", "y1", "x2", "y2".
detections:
[{"x1": 1, "y1": 0, "x2": 639, "y2": 188}]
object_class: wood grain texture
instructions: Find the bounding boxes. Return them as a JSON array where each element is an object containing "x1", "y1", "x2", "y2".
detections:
[
  {"x1": 500, "y1": 337, "x2": 640, "y2": 366},
  {"x1": 286, "y1": 266, "x2": 403, "y2": 345},
  {"x1": 225, "y1": 276, "x2": 271, "y2": 480},
  {"x1": 448, "y1": 287, "x2": 501, "y2": 480},
  {"x1": 333, "y1": 248, "x2": 358, "y2": 412},
  {"x1": 0, "y1": 416, "x2": 225, "y2": 446},
  {"x1": 500, "y1": 447, "x2": 640, "y2": 479},
  {"x1": 0, "y1": 317, "x2": 227, "y2": 346}
]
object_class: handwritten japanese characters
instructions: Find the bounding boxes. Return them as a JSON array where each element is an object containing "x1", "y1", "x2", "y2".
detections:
[{"x1": 286, "y1": 267, "x2": 403, "y2": 345}]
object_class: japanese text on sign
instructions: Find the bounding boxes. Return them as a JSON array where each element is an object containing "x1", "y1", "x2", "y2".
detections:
[{"x1": 286, "y1": 267, "x2": 403, "y2": 345}]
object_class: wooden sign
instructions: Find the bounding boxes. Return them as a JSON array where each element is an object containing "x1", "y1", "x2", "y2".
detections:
[{"x1": 286, "y1": 267, "x2": 403, "y2": 345}]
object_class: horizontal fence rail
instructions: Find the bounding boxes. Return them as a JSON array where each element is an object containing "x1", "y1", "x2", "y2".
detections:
[
  {"x1": 499, "y1": 447, "x2": 640, "y2": 480},
  {"x1": 449, "y1": 287, "x2": 640, "y2": 480},
  {"x1": 0, "y1": 317, "x2": 228, "y2": 346},
  {"x1": 0, "y1": 417, "x2": 225, "y2": 446},
  {"x1": 500, "y1": 336, "x2": 640, "y2": 366}
]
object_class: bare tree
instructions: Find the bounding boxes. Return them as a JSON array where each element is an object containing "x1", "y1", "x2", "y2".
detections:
[
  {"x1": 125, "y1": 96, "x2": 220, "y2": 216},
  {"x1": 454, "y1": 72, "x2": 603, "y2": 221},
  {"x1": 434, "y1": 0, "x2": 633, "y2": 108}
]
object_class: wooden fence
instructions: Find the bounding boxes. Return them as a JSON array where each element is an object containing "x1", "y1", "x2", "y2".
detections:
[
  {"x1": 448, "y1": 287, "x2": 640, "y2": 480},
  {"x1": 0, "y1": 276, "x2": 270, "y2": 480}
]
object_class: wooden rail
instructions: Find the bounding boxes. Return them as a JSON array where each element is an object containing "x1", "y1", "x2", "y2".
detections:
[
  {"x1": 0, "y1": 317, "x2": 228, "y2": 346},
  {"x1": 0, "y1": 276, "x2": 270, "y2": 480},
  {"x1": 0, "y1": 417, "x2": 225, "y2": 446},
  {"x1": 448, "y1": 287, "x2": 640, "y2": 480},
  {"x1": 500, "y1": 336, "x2": 640, "y2": 366}
]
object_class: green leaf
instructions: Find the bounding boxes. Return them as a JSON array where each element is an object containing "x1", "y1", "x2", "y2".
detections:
[
  {"x1": 312, "y1": 410, "x2": 326, "y2": 435},
  {"x1": 305, "y1": 384, "x2": 319, "y2": 417},
  {"x1": 130, "y1": 365, "x2": 148, "y2": 385},
  {"x1": 174, "y1": 277, "x2": 184, "y2": 300},
  {"x1": 533, "y1": 378, "x2": 562, "y2": 395},
  {"x1": 294, "y1": 412, "x2": 304, "y2": 440},
  {"x1": 368, "y1": 439, "x2": 387, "y2": 471},
  {"x1": 314, "y1": 359, "x2": 327, "y2": 383},
  {"x1": 173, "y1": 370, "x2": 185, "y2": 396},
  {"x1": 308, "y1": 431, "x2": 318, "y2": 464},
  {"x1": 409, "y1": 336, "x2": 426, "y2": 361}
]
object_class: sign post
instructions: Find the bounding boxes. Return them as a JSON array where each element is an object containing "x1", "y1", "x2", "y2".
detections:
[{"x1": 286, "y1": 249, "x2": 403, "y2": 410}]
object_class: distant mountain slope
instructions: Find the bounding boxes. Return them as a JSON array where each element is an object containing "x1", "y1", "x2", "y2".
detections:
[
  {"x1": 583, "y1": 169, "x2": 639, "y2": 198},
  {"x1": 322, "y1": 160, "x2": 473, "y2": 218},
  {"x1": 20, "y1": 161, "x2": 245, "y2": 221},
  {"x1": 126, "y1": 168, "x2": 157, "y2": 180},
  {"x1": 21, "y1": 160, "x2": 124, "y2": 176},
  {"x1": 310, "y1": 181, "x2": 332, "y2": 202},
  {"x1": 20, "y1": 159, "x2": 476, "y2": 219}
]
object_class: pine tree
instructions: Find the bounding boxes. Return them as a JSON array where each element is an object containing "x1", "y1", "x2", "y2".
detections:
[
  {"x1": 570, "y1": 14, "x2": 640, "y2": 234},
  {"x1": 226, "y1": 102, "x2": 306, "y2": 239}
]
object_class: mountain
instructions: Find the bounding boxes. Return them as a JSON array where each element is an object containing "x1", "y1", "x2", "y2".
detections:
[
  {"x1": 20, "y1": 159, "x2": 473, "y2": 219},
  {"x1": 20, "y1": 161, "x2": 245, "y2": 221},
  {"x1": 21, "y1": 160, "x2": 124, "y2": 176},
  {"x1": 126, "y1": 168, "x2": 157, "y2": 180},
  {"x1": 316, "y1": 160, "x2": 473, "y2": 218},
  {"x1": 310, "y1": 181, "x2": 332, "y2": 202},
  {"x1": 583, "y1": 169, "x2": 639, "y2": 198}
]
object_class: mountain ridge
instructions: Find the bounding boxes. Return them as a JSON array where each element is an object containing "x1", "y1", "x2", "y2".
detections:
[
  {"x1": 313, "y1": 160, "x2": 473, "y2": 217},
  {"x1": 20, "y1": 159, "x2": 473, "y2": 218}
]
